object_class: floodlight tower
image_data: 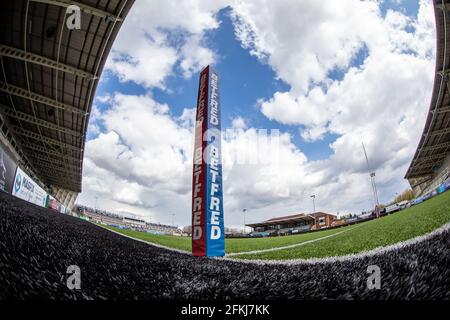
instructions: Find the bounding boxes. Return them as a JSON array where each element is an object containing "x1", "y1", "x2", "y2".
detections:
[
  {"x1": 362, "y1": 142, "x2": 380, "y2": 218},
  {"x1": 242, "y1": 208, "x2": 247, "y2": 234},
  {"x1": 310, "y1": 195, "x2": 316, "y2": 213}
]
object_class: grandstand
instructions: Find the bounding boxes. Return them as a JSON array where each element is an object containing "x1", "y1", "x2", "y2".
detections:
[
  {"x1": 0, "y1": 0, "x2": 134, "y2": 211},
  {"x1": 76, "y1": 205, "x2": 123, "y2": 224},
  {"x1": 405, "y1": 1, "x2": 450, "y2": 197},
  {"x1": 246, "y1": 212, "x2": 338, "y2": 236},
  {"x1": 76, "y1": 204, "x2": 181, "y2": 235},
  {"x1": 1, "y1": 0, "x2": 450, "y2": 302}
]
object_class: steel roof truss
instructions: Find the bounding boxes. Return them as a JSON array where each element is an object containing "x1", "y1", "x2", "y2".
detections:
[
  {"x1": 1, "y1": 106, "x2": 81, "y2": 137},
  {"x1": 0, "y1": 45, "x2": 94, "y2": 79},
  {"x1": 20, "y1": 140, "x2": 81, "y2": 161},
  {"x1": 0, "y1": 82, "x2": 86, "y2": 115},
  {"x1": 29, "y1": 152, "x2": 80, "y2": 167},
  {"x1": 12, "y1": 126, "x2": 82, "y2": 152},
  {"x1": 30, "y1": 0, "x2": 123, "y2": 22}
]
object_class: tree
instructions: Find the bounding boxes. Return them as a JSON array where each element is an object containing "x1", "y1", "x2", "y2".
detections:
[{"x1": 394, "y1": 188, "x2": 414, "y2": 203}]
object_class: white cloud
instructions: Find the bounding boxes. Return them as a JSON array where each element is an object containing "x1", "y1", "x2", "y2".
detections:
[
  {"x1": 231, "y1": 0, "x2": 435, "y2": 186},
  {"x1": 95, "y1": 94, "x2": 112, "y2": 104},
  {"x1": 231, "y1": 116, "x2": 247, "y2": 129},
  {"x1": 79, "y1": 0, "x2": 436, "y2": 229},
  {"x1": 79, "y1": 93, "x2": 194, "y2": 224},
  {"x1": 230, "y1": 0, "x2": 380, "y2": 94},
  {"x1": 105, "y1": 0, "x2": 228, "y2": 89},
  {"x1": 79, "y1": 93, "x2": 325, "y2": 227},
  {"x1": 180, "y1": 34, "x2": 217, "y2": 78},
  {"x1": 80, "y1": 90, "x2": 405, "y2": 228},
  {"x1": 106, "y1": 38, "x2": 177, "y2": 89},
  {"x1": 230, "y1": 0, "x2": 435, "y2": 121},
  {"x1": 86, "y1": 94, "x2": 193, "y2": 193}
]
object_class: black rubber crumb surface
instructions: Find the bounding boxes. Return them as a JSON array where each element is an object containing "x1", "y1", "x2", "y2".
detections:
[{"x1": 1, "y1": 191, "x2": 449, "y2": 300}]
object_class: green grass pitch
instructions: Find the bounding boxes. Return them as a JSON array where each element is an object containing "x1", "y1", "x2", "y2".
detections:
[{"x1": 96, "y1": 190, "x2": 450, "y2": 260}]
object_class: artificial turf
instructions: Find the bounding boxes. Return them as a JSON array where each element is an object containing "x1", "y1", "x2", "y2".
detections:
[
  {"x1": 99, "y1": 222, "x2": 353, "y2": 253},
  {"x1": 100, "y1": 225, "x2": 192, "y2": 252},
  {"x1": 97, "y1": 190, "x2": 450, "y2": 260},
  {"x1": 2, "y1": 190, "x2": 449, "y2": 299},
  {"x1": 239, "y1": 190, "x2": 450, "y2": 260}
]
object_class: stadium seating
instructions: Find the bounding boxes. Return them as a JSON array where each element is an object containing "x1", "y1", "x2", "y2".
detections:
[
  {"x1": 76, "y1": 205, "x2": 180, "y2": 235},
  {"x1": 1, "y1": 191, "x2": 449, "y2": 299}
]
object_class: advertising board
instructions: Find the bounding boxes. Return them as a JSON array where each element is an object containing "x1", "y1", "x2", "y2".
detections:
[
  {"x1": 12, "y1": 167, "x2": 48, "y2": 207},
  {"x1": 47, "y1": 195, "x2": 61, "y2": 211},
  {"x1": 0, "y1": 139, "x2": 18, "y2": 194},
  {"x1": 191, "y1": 65, "x2": 225, "y2": 257}
]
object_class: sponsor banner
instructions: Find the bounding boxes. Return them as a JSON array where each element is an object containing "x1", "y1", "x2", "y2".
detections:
[
  {"x1": 414, "y1": 196, "x2": 424, "y2": 205},
  {"x1": 191, "y1": 66, "x2": 225, "y2": 257},
  {"x1": 12, "y1": 167, "x2": 48, "y2": 207},
  {"x1": 47, "y1": 195, "x2": 62, "y2": 212},
  {"x1": 204, "y1": 68, "x2": 225, "y2": 257},
  {"x1": 422, "y1": 192, "x2": 432, "y2": 201},
  {"x1": 437, "y1": 184, "x2": 446, "y2": 194},
  {"x1": 0, "y1": 139, "x2": 18, "y2": 194},
  {"x1": 192, "y1": 66, "x2": 209, "y2": 256},
  {"x1": 443, "y1": 177, "x2": 450, "y2": 191}
]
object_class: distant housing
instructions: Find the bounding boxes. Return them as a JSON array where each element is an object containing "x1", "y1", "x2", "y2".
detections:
[{"x1": 246, "y1": 212, "x2": 338, "y2": 237}]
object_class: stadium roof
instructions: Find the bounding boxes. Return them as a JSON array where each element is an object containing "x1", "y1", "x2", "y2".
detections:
[
  {"x1": 405, "y1": 1, "x2": 450, "y2": 180},
  {"x1": 0, "y1": 0, "x2": 134, "y2": 192}
]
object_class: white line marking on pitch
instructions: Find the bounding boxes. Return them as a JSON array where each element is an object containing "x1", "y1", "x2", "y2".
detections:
[
  {"x1": 219, "y1": 222, "x2": 450, "y2": 265},
  {"x1": 93, "y1": 221, "x2": 359, "y2": 257},
  {"x1": 91, "y1": 220, "x2": 450, "y2": 266},
  {"x1": 226, "y1": 225, "x2": 360, "y2": 257},
  {"x1": 93, "y1": 223, "x2": 191, "y2": 255}
]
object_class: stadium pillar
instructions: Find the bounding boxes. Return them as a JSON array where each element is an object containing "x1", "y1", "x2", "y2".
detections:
[{"x1": 191, "y1": 65, "x2": 225, "y2": 257}]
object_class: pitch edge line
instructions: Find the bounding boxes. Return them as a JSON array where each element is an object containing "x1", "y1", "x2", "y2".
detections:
[
  {"x1": 95, "y1": 221, "x2": 357, "y2": 257},
  {"x1": 93, "y1": 223, "x2": 192, "y2": 255},
  {"x1": 226, "y1": 226, "x2": 360, "y2": 257},
  {"x1": 92, "y1": 221, "x2": 450, "y2": 265},
  {"x1": 217, "y1": 222, "x2": 450, "y2": 265}
]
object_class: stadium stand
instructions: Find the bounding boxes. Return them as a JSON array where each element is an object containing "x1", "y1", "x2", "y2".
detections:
[
  {"x1": 1, "y1": 190, "x2": 449, "y2": 299},
  {"x1": 405, "y1": 1, "x2": 450, "y2": 197},
  {"x1": 247, "y1": 212, "x2": 338, "y2": 236},
  {"x1": 0, "y1": 0, "x2": 134, "y2": 211},
  {"x1": 1, "y1": 0, "x2": 450, "y2": 301},
  {"x1": 248, "y1": 182, "x2": 450, "y2": 238},
  {"x1": 76, "y1": 204, "x2": 181, "y2": 235}
]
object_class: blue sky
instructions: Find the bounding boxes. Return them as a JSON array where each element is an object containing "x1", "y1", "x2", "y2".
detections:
[
  {"x1": 93, "y1": 6, "x2": 361, "y2": 162},
  {"x1": 93, "y1": 0, "x2": 425, "y2": 161},
  {"x1": 80, "y1": 0, "x2": 436, "y2": 227}
]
